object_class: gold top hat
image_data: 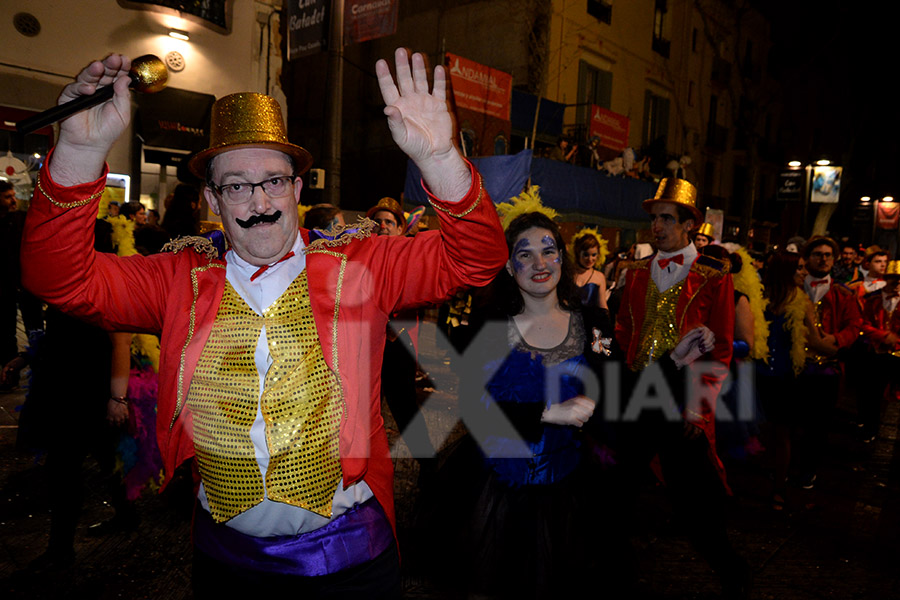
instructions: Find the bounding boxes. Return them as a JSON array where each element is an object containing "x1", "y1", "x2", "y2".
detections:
[
  {"x1": 886, "y1": 260, "x2": 900, "y2": 277},
  {"x1": 366, "y1": 197, "x2": 406, "y2": 228},
  {"x1": 694, "y1": 222, "x2": 715, "y2": 238},
  {"x1": 188, "y1": 93, "x2": 313, "y2": 179},
  {"x1": 643, "y1": 178, "x2": 702, "y2": 223}
]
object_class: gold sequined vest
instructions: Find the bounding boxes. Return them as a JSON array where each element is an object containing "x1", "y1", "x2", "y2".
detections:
[
  {"x1": 187, "y1": 272, "x2": 343, "y2": 523},
  {"x1": 632, "y1": 278, "x2": 685, "y2": 371}
]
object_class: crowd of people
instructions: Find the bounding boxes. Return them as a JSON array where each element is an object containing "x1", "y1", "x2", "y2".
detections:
[{"x1": 2, "y1": 46, "x2": 898, "y2": 600}]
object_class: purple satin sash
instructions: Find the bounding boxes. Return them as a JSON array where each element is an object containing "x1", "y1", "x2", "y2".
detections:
[{"x1": 193, "y1": 498, "x2": 394, "y2": 577}]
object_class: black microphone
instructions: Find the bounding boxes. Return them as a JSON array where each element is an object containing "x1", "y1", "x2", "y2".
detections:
[{"x1": 16, "y1": 54, "x2": 168, "y2": 135}]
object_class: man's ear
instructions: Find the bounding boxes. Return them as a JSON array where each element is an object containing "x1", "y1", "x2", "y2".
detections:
[
  {"x1": 506, "y1": 259, "x2": 514, "y2": 277},
  {"x1": 293, "y1": 176, "x2": 303, "y2": 206},
  {"x1": 203, "y1": 186, "x2": 221, "y2": 217}
]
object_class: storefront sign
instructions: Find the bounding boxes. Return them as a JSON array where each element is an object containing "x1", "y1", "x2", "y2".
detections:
[
  {"x1": 810, "y1": 165, "x2": 841, "y2": 204},
  {"x1": 777, "y1": 169, "x2": 803, "y2": 201},
  {"x1": 287, "y1": 0, "x2": 329, "y2": 60},
  {"x1": 137, "y1": 87, "x2": 214, "y2": 152},
  {"x1": 344, "y1": 0, "x2": 398, "y2": 44},
  {"x1": 876, "y1": 201, "x2": 900, "y2": 230}
]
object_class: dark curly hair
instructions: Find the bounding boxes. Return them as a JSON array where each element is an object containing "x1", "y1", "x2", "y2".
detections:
[{"x1": 495, "y1": 212, "x2": 578, "y2": 315}]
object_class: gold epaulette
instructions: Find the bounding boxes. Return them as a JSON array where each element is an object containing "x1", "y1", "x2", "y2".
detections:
[
  {"x1": 161, "y1": 236, "x2": 220, "y2": 260},
  {"x1": 693, "y1": 254, "x2": 730, "y2": 276},
  {"x1": 832, "y1": 282, "x2": 855, "y2": 296},
  {"x1": 305, "y1": 217, "x2": 377, "y2": 251}
]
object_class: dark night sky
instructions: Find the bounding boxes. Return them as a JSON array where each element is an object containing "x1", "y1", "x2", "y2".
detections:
[{"x1": 769, "y1": 1, "x2": 896, "y2": 200}]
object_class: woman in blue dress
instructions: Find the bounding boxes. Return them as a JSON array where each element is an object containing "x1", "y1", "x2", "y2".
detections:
[
  {"x1": 572, "y1": 228, "x2": 610, "y2": 310},
  {"x1": 424, "y1": 210, "x2": 617, "y2": 599}
]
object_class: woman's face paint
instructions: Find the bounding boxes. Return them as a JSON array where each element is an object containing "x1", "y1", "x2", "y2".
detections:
[{"x1": 507, "y1": 227, "x2": 562, "y2": 298}]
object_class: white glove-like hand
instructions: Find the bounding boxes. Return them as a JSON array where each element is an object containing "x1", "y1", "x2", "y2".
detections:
[
  {"x1": 541, "y1": 395, "x2": 596, "y2": 428},
  {"x1": 670, "y1": 325, "x2": 715, "y2": 369}
]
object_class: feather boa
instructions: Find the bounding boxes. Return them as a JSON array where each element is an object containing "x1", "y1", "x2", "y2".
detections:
[
  {"x1": 782, "y1": 289, "x2": 811, "y2": 376},
  {"x1": 496, "y1": 185, "x2": 558, "y2": 230},
  {"x1": 570, "y1": 226, "x2": 610, "y2": 270},
  {"x1": 131, "y1": 333, "x2": 160, "y2": 372},
  {"x1": 728, "y1": 245, "x2": 769, "y2": 361},
  {"x1": 115, "y1": 365, "x2": 164, "y2": 500},
  {"x1": 107, "y1": 215, "x2": 137, "y2": 257}
]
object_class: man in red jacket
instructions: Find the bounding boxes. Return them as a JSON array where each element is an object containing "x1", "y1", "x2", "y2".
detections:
[
  {"x1": 21, "y1": 49, "x2": 506, "y2": 596},
  {"x1": 857, "y1": 263, "x2": 900, "y2": 442},
  {"x1": 799, "y1": 236, "x2": 863, "y2": 487},
  {"x1": 614, "y1": 178, "x2": 748, "y2": 598}
]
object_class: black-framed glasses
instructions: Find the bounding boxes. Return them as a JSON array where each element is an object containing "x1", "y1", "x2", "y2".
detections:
[{"x1": 210, "y1": 176, "x2": 296, "y2": 204}]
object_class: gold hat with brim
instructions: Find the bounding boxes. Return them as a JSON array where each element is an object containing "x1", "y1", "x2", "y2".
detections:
[
  {"x1": 366, "y1": 197, "x2": 406, "y2": 229},
  {"x1": 886, "y1": 260, "x2": 900, "y2": 277},
  {"x1": 643, "y1": 178, "x2": 702, "y2": 224},
  {"x1": 188, "y1": 92, "x2": 313, "y2": 179},
  {"x1": 695, "y1": 222, "x2": 715, "y2": 238}
]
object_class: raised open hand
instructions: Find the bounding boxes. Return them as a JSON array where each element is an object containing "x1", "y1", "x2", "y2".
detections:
[
  {"x1": 376, "y1": 48, "x2": 469, "y2": 202},
  {"x1": 52, "y1": 54, "x2": 132, "y2": 185},
  {"x1": 376, "y1": 48, "x2": 453, "y2": 164}
]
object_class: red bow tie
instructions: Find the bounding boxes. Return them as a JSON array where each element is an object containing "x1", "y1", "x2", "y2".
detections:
[
  {"x1": 250, "y1": 251, "x2": 295, "y2": 282},
  {"x1": 658, "y1": 254, "x2": 684, "y2": 269},
  {"x1": 809, "y1": 278, "x2": 829, "y2": 288}
]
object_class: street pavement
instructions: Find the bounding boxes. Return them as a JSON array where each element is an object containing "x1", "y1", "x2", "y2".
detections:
[{"x1": 2, "y1": 317, "x2": 899, "y2": 599}]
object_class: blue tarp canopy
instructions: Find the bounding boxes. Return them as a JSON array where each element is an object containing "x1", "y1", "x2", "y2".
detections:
[{"x1": 404, "y1": 150, "x2": 656, "y2": 224}]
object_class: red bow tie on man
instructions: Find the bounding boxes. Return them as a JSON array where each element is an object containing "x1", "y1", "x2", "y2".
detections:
[
  {"x1": 809, "y1": 278, "x2": 829, "y2": 288},
  {"x1": 658, "y1": 254, "x2": 684, "y2": 269}
]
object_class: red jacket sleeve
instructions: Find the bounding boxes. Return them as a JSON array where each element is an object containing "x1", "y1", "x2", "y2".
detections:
[{"x1": 21, "y1": 156, "x2": 180, "y2": 334}]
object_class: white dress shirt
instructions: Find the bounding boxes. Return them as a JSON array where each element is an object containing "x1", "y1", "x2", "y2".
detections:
[
  {"x1": 651, "y1": 242, "x2": 698, "y2": 292},
  {"x1": 804, "y1": 273, "x2": 832, "y2": 304}
]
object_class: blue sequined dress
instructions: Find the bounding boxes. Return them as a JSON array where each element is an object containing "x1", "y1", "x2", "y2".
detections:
[{"x1": 451, "y1": 313, "x2": 598, "y2": 598}]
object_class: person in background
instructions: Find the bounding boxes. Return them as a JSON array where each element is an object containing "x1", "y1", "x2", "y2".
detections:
[
  {"x1": 797, "y1": 236, "x2": 862, "y2": 490},
  {"x1": 849, "y1": 249, "x2": 888, "y2": 300},
  {"x1": 692, "y1": 222, "x2": 715, "y2": 249},
  {"x1": 571, "y1": 227, "x2": 610, "y2": 310},
  {"x1": 832, "y1": 241, "x2": 862, "y2": 284},
  {"x1": 303, "y1": 203, "x2": 345, "y2": 231},
  {"x1": 1, "y1": 180, "x2": 43, "y2": 386},
  {"x1": 756, "y1": 252, "x2": 829, "y2": 510},
  {"x1": 856, "y1": 260, "x2": 900, "y2": 443},
  {"x1": 161, "y1": 183, "x2": 201, "y2": 239}
]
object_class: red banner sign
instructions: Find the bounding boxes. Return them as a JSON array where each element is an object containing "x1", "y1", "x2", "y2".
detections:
[
  {"x1": 589, "y1": 105, "x2": 630, "y2": 152},
  {"x1": 344, "y1": 0, "x2": 398, "y2": 45},
  {"x1": 445, "y1": 53, "x2": 512, "y2": 121},
  {"x1": 877, "y1": 201, "x2": 900, "y2": 230}
]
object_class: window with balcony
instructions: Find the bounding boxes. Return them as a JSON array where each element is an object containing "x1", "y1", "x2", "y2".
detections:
[
  {"x1": 577, "y1": 61, "x2": 613, "y2": 129},
  {"x1": 588, "y1": 0, "x2": 612, "y2": 24},
  {"x1": 652, "y1": 0, "x2": 670, "y2": 58},
  {"x1": 642, "y1": 90, "x2": 670, "y2": 149}
]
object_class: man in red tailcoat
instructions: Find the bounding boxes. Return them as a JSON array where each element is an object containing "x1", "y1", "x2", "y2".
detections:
[
  {"x1": 857, "y1": 263, "x2": 900, "y2": 442},
  {"x1": 798, "y1": 236, "x2": 862, "y2": 487},
  {"x1": 21, "y1": 50, "x2": 506, "y2": 596},
  {"x1": 614, "y1": 178, "x2": 748, "y2": 598}
]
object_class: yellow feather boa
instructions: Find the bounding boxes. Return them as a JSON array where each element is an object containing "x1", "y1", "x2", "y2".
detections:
[
  {"x1": 131, "y1": 333, "x2": 161, "y2": 372},
  {"x1": 729, "y1": 246, "x2": 769, "y2": 361},
  {"x1": 570, "y1": 226, "x2": 610, "y2": 270},
  {"x1": 782, "y1": 289, "x2": 811, "y2": 376},
  {"x1": 496, "y1": 185, "x2": 558, "y2": 230},
  {"x1": 107, "y1": 215, "x2": 137, "y2": 257}
]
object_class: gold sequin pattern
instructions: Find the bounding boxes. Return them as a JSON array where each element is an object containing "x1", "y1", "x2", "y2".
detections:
[
  {"x1": 633, "y1": 279, "x2": 686, "y2": 371},
  {"x1": 186, "y1": 273, "x2": 342, "y2": 522}
]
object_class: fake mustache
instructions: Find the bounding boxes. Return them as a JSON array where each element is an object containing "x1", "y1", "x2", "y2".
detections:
[{"x1": 236, "y1": 211, "x2": 282, "y2": 229}]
